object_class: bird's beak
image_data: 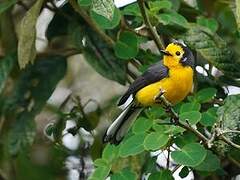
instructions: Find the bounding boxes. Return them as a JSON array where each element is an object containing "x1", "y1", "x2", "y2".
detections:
[{"x1": 160, "y1": 50, "x2": 172, "y2": 56}]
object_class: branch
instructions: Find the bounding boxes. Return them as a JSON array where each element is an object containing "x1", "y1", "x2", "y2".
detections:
[
  {"x1": 155, "y1": 92, "x2": 210, "y2": 146},
  {"x1": 68, "y1": 0, "x2": 115, "y2": 47},
  {"x1": 137, "y1": 0, "x2": 165, "y2": 50},
  {"x1": 177, "y1": 122, "x2": 210, "y2": 145},
  {"x1": 219, "y1": 135, "x2": 240, "y2": 150},
  {"x1": 213, "y1": 127, "x2": 240, "y2": 150}
]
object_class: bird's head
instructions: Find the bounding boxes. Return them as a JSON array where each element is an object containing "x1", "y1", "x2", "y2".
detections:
[{"x1": 161, "y1": 41, "x2": 194, "y2": 68}]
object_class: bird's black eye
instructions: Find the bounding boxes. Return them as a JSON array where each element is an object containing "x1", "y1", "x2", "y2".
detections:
[{"x1": 176, "y1": 51, "x2": 181, "y2": 56}]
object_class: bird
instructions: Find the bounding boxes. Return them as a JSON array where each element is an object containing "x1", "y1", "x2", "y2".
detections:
[{"x1": 103, "y1": 41, "x2": 194, "y2": 144}]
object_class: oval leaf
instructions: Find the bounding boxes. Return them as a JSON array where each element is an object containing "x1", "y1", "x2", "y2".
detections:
[
  {"x1": 194, "y1": 150, "x2": 220, "y2": 172},
  {"x1": 132, "y1": 117, "x2": 153, "y2": 134},
  {"x1": 144, "y1": 132, "x2": 169, "y2": 151},
  {"x1": 102, "y1": 144, "x2": 119, "y2": 162},
  {"x1": 171, "y1": 143, "x2": 207, "y2": 167},
  {"x1": 195, "y1": 88, "x2": 217, "y2": 103},
  {"x1": 180, "y1": 102, "x2": 201, "y2": 113},
  {"x1": 114, "y1": 31, "x2": 139, "y2": 59},
  {"x1": 149, "y1": 0, "x2": 172, "y2": 13},
  {"x1": 197, "y1": 16, "x2": 219, "y2": 32},
  {"x1": 149, "y1": 170, "x2": 174, "y2": 180},
  {"x1": 179, "y1": 111, "x2": 202, "y2": 125},
  {"x1": 119, "y1": 134, "x2": 145, "y2": 157},
  {"x1": 158, "y1": 12, "x2": 188, "y2": 27},
  {"x1": 200, "y1": 107, "x2": 217, "y2": 127},
  {"x1": 111, "y1": 168, "x2": 136, "y2": 180}
]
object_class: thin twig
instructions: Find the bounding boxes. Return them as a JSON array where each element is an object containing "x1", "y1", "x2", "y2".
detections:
[
  {"x1": 137, "y1": 0, "x2": 165, "y2": 50},
  {"x1": 219, "y1": 135, "x2": 240, "y2": 150},
  {"x1": 166, "y1": 145, "x2": 170, "y2": 169},
  {"x1": 222, "y1": 130, "x2": 240, "y2": 134},
  {"x1": 68, "y1": 0, "x2": 115, "y2": 47},
  {"x1": 177, "y1": 123, "x2": 209, "y2": 145},
  {"x1": 212, "y1": 127, "x2": 240, "y2": 150},
  {"x1": 228, "y1": 155, "x2": 240, "y2": 168}
]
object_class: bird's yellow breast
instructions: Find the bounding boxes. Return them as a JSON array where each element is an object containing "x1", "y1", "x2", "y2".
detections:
[{"x1": 135, "y1": 66, "x2": 193, "y2": 106}]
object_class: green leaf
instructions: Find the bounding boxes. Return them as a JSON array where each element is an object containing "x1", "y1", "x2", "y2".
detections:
[
  {"x1": 171, "y1": 143, "x2": 207, "y2": 167},
  {"x1": 91, "y1": 7, "x2": 120, "y2": 29},
  {"x1": 200, "y1": 107, "x2": 217, "y2": 127},
  {"x1": 149, "y1": 0, "x2": 172, "y2": 13},
  {"x1": 92, "y1": 0, "x2": 114, "y2": 20},
  {"x1": 119, "y1": 134, "x2": 146, "y2": 157},
  {"x1": 149, "y1": 170, "x2": 174, "y2": 180},
  {"x1": 111, "y1": 168, "x2": 136, "y2": 180},
  {"x1": 158, "y1": 12, "x2": 189, "y2": 28},
  {"x1": 114, "y1": 31, "x2": 139, "y2": 59},
  {"x1": 102, "y1": 144, "x2": 119, "y2": 162},
  {"x1": 197, "y1": 16, "x2": 219, "y2": 32},
  {"x1": 122, "y1": 3, "x2": 141, "y2": 17},
  {"x1": 146, "y1": 106, "x2": 165, "y2": 119},
  {"x1": 180, "y1": 102, "x2": 201, "y2": 113},
  {"x1": 94, "y1": 159, "x2": 108, "y2": 167},
  {"x1": 83, "y1": 47, "x2": 127, "y2": 85},
  {"x1": 195, "y1": 88, "x2": 217, "y2": 103},
  {"x1": 0, "y1": 0, "x2": 17, "y2": 14},
  {"x1": 88, "y1": 165, "x2": 111, "y2": 180},
  {"x1": 194, "y1": 150, "x2": 220, "y2": 172},
  {"x1": 78, "y1": 0, "x2": 92, "y2": 6},
  {"x1": 132, "y1": 117, "x2": 153, "y2": 134},
  {"x1": 217, "y1": 5, "x2": 237, "y2": 32},
  {"x1": 0, "y1": 53, "x2": 16, "y2": 94},
  {"x1": 144, "y1": 132, "x2": 169, "y2": 151},
  {"x1": 174, "y1": 132, "x2": 198, "y2": 148},
  {"x1": 6, "y1": 56, "x2": 67, "y2": 155},
  {"x1": 83, "y1": 27, "x2": 127, "y2": 84},
  {"x1": 179, "y1": 111, "x2": 202, "y2": 125},
  {"x1": 17, "y1": 0, "x2": 45, "y2": 69}
]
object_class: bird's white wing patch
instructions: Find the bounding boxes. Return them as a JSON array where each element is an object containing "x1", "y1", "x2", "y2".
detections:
[{"x1": 118, "y1": 94, "x2": 134, "y2": 110}]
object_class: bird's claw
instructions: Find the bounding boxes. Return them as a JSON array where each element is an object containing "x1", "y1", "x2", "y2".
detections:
[
  {"x1": 154, "y1": 89, "x2": 166, "y2": 103},
  {"x1": 154, "y1": 89, "x2": 172, "y2": 108}
]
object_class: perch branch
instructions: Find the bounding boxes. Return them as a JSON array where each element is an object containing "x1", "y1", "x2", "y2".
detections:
[{"x1": 155, "y1": 92, "x2": 210, "y2": 146}]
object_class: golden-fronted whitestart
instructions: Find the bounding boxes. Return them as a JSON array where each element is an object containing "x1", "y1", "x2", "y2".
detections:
[{"x1": 104, "y1": 41, "x2": 194, "y2": 144}]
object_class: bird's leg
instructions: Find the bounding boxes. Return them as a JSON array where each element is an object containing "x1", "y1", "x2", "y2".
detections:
[
  {"x1": 154, "y1": 89, "x2": 166, "y2": 105},
  {"x1": 154, "y1": 89, "x2": 179, "y2": 124}
]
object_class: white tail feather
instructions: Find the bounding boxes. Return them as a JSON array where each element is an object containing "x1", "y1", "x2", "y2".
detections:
[{"x1": 104, "y1": 103, "x2": 143, "y2": 144}]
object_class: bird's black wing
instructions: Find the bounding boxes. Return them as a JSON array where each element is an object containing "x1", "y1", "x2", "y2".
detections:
[{"x1": 118, "y1": 61, "x2": 169, "y2": 106}]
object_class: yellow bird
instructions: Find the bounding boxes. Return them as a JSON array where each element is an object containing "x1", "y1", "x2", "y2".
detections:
[{"x1": 104, "y1": 41, "x2": 194, "y2": 144}]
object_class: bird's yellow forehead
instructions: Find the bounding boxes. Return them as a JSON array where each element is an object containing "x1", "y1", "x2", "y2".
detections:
[{"x1": 165, "y1": 43, "x2": 184, "y2": 54}]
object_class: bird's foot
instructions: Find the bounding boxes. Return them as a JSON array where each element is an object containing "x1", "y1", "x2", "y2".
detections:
[
  {"x1": 154, "y1": 89, "x2": 172, "y2": 108},
  {"x1": 154, "y1": 89, "x2": 166, "y2": 104}
]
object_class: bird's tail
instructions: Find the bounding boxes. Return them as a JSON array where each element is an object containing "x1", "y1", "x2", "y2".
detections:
[{"x1": 103, "y1": 103, "x2": 143, "y2": 144}]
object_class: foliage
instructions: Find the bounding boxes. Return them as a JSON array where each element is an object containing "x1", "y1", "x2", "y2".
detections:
[{"x1": 0, "y1": 0, "x2": 240, "y2": 179}]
